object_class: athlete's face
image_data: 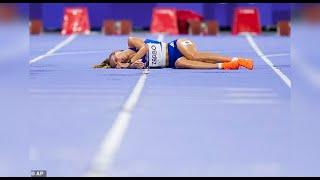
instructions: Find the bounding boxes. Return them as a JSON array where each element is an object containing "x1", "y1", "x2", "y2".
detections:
[
  {"x1": 110, "y1": 51, "x2": 130, "y2": 69},
  {"x1": 114, "y1": 51, "x2": 128, "y2": 63},
  {"x1": 108, "y1": 51, "x2": 123, "y2": 68}
]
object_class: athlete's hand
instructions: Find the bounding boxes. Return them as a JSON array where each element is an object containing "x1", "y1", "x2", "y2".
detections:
[
  {"x1": 130, "y1": 59, "x2": 145, "y2": 69},
  {"x1": 116, "y1": 62, "x2": 130, "y2": 69}
]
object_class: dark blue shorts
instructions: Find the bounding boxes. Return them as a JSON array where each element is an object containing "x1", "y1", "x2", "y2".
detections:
[{"x1": 168, "y1": 40, "x2": 183, "y2": 68}]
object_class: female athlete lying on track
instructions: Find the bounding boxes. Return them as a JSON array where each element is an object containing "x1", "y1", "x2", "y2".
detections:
[{"x1": 93, "y1": 36, "x2": 254, "y2": 70}]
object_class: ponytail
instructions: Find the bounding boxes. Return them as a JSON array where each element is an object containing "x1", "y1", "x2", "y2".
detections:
[
  {"x1": 93, "y1": 58, "x2": 111, "y2": 68},
  {"x1": 93, "y1": 50, "x2": 123, "y2": 69},
  {"x1": 93, "y1": 51, "x2": 118, "y2": 69}
]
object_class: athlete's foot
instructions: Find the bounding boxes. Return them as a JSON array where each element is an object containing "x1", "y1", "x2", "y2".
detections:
[
  {"x1": 238, "y1": 58, "x2": 254, "y2": 70},
  {"x1": 222, "y1": 61, "x2": 240, "y2": 70}
]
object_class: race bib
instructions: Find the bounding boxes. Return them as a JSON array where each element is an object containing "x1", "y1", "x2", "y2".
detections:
[{"x1": 146, "y1": 42, "x2": 166, "y2": 68}]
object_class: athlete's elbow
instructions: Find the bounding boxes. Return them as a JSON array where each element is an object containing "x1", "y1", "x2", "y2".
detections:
[
  {"x1": 128, "y1": 36, "x2": 136, "y2": 45},
  {"x1": 187, "y1": 53, "x2": 196, "y2": 60}
]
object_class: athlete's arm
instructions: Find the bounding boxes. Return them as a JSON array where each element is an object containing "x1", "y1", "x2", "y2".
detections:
[
  {"x1": 129, "y1": 44, "x2": 148, "y2": 63},
  {"x1": 115, "y1": 62, "x2": 131, "y2": 69},
  {"x1": 127, "y1": 37, "x2": 148, "y2": 63},
  {"x1": 129, "y1": 59, "x2": 145, "y2": 69}
]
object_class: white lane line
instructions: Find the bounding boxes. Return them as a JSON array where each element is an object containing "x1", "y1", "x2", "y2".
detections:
[
  {"x1": 29, "y1": 34, "x2": 77, "y2": 64},
  {"x1": 263, "y1": 53, "x2": 290, "y2": 58},
  {"x1": 245, "y1": 33, "x2": 291, "y2": 88},
  {"x1": 85, "y1": 74, "x2": 147, "y2": 177},
  {"x1": 85, "y1": 34, "x2": 164, "y2": 177}
]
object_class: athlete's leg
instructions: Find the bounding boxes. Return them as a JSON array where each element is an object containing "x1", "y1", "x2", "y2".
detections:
[
  {"x1": 176, "y1": 39, "x2": 232, "y2": 63},
  {"x1": 175, "y1": 57, "x2": 239, "y2": 70},
  {"x1": 176, "y1": 39, "x2": 253, "y2": 70},
  {"x1": 175, "y1": 57, "x2": 218, "y2": 69}
]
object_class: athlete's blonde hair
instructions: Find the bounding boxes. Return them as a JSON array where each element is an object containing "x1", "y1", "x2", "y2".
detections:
[{"x1": 93, "y1": 51, "x2": 118, "y2": 69}]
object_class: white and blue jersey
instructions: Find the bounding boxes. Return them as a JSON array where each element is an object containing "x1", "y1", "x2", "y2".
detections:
[{"x1": 128, "y1": 38, "x2": 183, "y2": 68}]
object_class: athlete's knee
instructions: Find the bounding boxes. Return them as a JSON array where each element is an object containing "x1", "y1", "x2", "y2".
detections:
[
  {"x1": 184, "y1": 53, "x2": 196, "y2": 60},
  {"x1": 179, "y1": 39, "x2": 193, "y2": 46}
]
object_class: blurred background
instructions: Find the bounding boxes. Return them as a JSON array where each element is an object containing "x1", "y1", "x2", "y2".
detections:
[{"x1": 28, "y1": 3, "x2": 290, "y2": 32}]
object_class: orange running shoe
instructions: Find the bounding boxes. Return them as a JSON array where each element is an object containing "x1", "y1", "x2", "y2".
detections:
[
  {"x1": 222, "y1": 61, "x2": 240, "y2": 70},
  {"x1": 238, "y1": 58, "x2": 254, "y2": 70}
]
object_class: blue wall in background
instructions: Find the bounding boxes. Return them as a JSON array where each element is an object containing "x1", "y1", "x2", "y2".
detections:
[
  {"x1": 29, "y1": 3, "x2": 291, "y2": 30},
  {"x1": 17, "y1": 3, "x2": 29, "y2": 18}
]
